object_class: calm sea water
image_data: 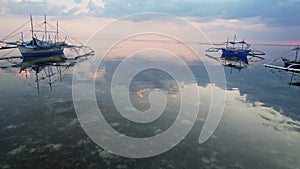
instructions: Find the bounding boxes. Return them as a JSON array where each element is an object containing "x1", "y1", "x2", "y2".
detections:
[{"x1": 0, "y1": 42, "x2": 299, "y2": 169}]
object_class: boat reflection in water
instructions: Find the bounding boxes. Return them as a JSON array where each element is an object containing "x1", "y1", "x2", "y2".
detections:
[
  {"x1": 1, "y1": 52, "x2": 94, "y2": 93},
  {"x1": 21, "y1": 54, "x2": 67, "y2": 93}
]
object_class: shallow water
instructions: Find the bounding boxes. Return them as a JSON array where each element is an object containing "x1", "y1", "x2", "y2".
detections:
[{"x1": 0, "y1": 42, "x2": 299, "y2": 169}]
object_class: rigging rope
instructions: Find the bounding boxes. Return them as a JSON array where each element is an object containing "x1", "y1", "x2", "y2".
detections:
[
  {"x1": 57, "y1": 25, "x2": 84, "y2": 45},
  {"x1": 1, "y1": 20, "x2": 30, "y2": 41},
  {"x1": 265, "y1": 49, "x2": 293, "y2": 65},
  {"x1": 0, "y1": 47, "x2": 17, "y2": 58}
]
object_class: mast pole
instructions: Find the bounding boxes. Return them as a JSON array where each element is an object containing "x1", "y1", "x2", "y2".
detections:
[
  {"x1": 30, "y1": 14, "x2": 34, "y2": 44},
  {"x1": 295, "y1": 45, "x2": 299, "y2": 61},
  {"x1": 242, "y1": 39, "x2": 244, "y2": 50},
  {"x1": 21, "y1": 32, "x2": 24, "y2": 43},
  {"x1": 226, "y1": 37, "x2": 229, "y2": 48},
  {"x1": 233, "y1": 35, "x2": 236, "y2": 48},
  {"x1": 56, "y1": 21, "x2": 59, "y2": 43},
  {"x1": 44, "y1": 14, "x2": 47, "y2": 42}
]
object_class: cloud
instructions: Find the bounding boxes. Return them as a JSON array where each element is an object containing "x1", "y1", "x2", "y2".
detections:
[
  {"x1": 87, "y1": 0, "x2": 105, "y2": 16},
  {"x1": 74, "y1": 0, "x2": 83, "y2": 3},
  {"x1": 2, "y1": 0, "x2": 66, "y2": 16},
  {"x1": 100, "y1": 0, "x2": 300, "y2": 26},
  {"x1": 1, "y1": 0, "x2": 300, "y2": 27}
]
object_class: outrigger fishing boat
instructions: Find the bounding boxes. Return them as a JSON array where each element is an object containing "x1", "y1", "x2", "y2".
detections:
[
  {"x1": 206, "y1": 36, "x2": 265, "y2": 69},
  {"x1": 0, "y1": 14, "x2": 95, "y2": 93},
  {"x1": 264, "y1": 45, "x2": 300, "y2": 73},
  {"x1": 264, "y1": 45, "x2": 300, "y2": 86},
  {"x1": 221, "y1": 38, "x2": 251, "y2": 64},
  {"x1": 0, "y1": 51, "x2": 94, "y2": 94},
  {"x1": 0, "y1": 14, "x2": 94, "y2": 58},
  {"x1": 281, "y1": 46, "x2": 300, "y2": 70}
]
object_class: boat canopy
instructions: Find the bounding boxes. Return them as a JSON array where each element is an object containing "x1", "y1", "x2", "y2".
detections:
[{"x1": 229, "y1": 41, "x2": 248, "y2": 45}]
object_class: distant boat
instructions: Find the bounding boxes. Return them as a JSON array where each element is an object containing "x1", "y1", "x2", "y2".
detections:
[
  {"x1": 282, "y1": 45, "x2": 300, "y2": 69},
  {"x1": 206, "y1": 35, "x2": 265, "y2": 68},
  {"x1": 221, "y1": 36, "x2": 251, "y2": 64},
  {"x1": 0, "y1": 14, "x2": 94, "y2": 58},
  {"x1": 264, "y1": 45, "x2": 300, "y2": 73}
]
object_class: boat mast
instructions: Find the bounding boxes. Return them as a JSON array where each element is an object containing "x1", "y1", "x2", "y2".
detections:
[
  {"x1": 295, "y1": 45, "x2": 299, "y2": 62},
  {"x1": 21, "y1": 32, "x2": 24, "y2": 43},
  {"x1": 233, "y1": 35, "x2": 236, "y2": 48},
  {"x1": 56, "y1": 21, "x2": 59, "y2": 43},
  {"x1": 226, "y1": 37, "x2": 229, "y2": 48},
  {"x1": 241, "y1": 39, "x2": 244, "y2": 50},
  {"x1": 44, "y1": 14, "x2": 47, "y2": 42},
  {"x1": 30, "y1": 14, "x2": 34, "y2": 45}
]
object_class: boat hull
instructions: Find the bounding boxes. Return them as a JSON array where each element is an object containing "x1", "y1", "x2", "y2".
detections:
[
  {"x1": 18, "y1": 46, "x2": 64, "y2": 57},
  {"x1": 221, "y1": 49, "x2": 250, "y2": 64},
  {"x1": 282, "y1": 58, "x2": 300, "y2": 68}
]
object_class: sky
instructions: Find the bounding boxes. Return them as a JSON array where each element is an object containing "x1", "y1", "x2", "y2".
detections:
[{"x1": 0, "y1": 0, "x2": 299, "y2": 44}]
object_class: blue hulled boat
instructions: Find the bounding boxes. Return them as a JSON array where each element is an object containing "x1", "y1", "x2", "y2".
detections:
[
  {"x1": 0, "y1": 15, "x2": 67, "y2": 58},
  {"x1": 0, "y1": 14, "x2": 95, "y2": 65},
  {"x1": 18, "y1": 15, "x2": 65, "y2": 57},
  {"x1": 205, "y1": 36, "x2": 265, "y2": 69},
  {"x1": 220, "y1": 36, "x2": 251, "y2": 64},
  {"x1": 18, "y1": 38, "x2": 64, "y2": 57}
]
